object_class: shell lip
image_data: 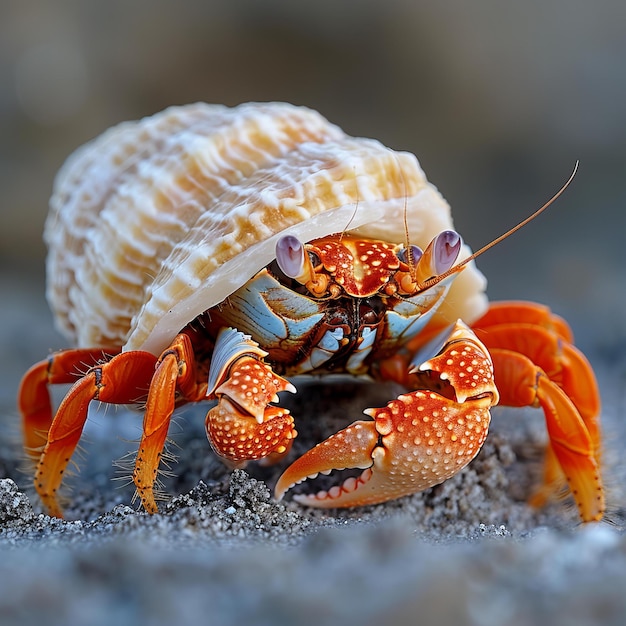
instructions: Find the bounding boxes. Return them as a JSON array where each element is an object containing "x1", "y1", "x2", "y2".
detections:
[{"x1": 126, "y1": 200, "x2": 391, "y2": 355}]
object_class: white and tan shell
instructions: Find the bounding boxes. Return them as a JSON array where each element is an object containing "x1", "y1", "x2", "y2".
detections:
[{"x1": 45, "y1": 102, "x2": 487, "y2": 356}]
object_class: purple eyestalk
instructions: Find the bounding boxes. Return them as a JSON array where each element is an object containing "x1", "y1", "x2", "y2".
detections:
[
  {"x1": 397, "y1": 245, "x2": 423, "y2": 266},
  {"x1": 276, "y1": 235, "x2": 305, "y2": 279},
  {"x1": 433, "y1": 230, "x2": 462, "y2": 275}
]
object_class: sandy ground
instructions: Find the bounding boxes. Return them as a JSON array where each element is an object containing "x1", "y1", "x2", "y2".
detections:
[{"x1": 1, "y1": 270, "x2": 625, "y2": 626}]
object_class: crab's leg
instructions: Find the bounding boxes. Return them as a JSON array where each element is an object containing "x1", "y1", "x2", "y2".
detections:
[
  {"x1": 275, "y1": 321, "x2": 499, "y2": 508},
  {"x1": 472, "y1": 320, "x2": 601, "y2": 453},
  {"x1": 205, "y1": 327, "x2": 297, "y2": 466},
  {"x1": 31, "y1": 350, "x2": 157, "y2": 518},
  {"x1": 19, "y1": 348, "x2": 121, "y2": 462},
  {"x1": 473, "y1": 301, "x2": 599, "y2": 421},
  {"x1": 472, "y1": 300, "x2": 574, "y2": 343},
  {"x1": 471, "y1": 300, "x2": 603, "y2": 521},
  {"x1": 132, "y1": 333, "x2": 208, "y2": 514},
  {"x1": 489, "y1": 348, "x2": 604, "y2": 522}
]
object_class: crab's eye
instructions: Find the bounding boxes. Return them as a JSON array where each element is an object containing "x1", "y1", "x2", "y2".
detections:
[
  {"x1": 276, "y1": 235, "x2": 305, "y2": 279},
  {"x1": 307, "y1": 251, "x2": 321, "y2": 268},
  {"x1": 396, "y1": 245, "x2": 423, "y2": 266},
  {"x1": 432, "y1": 230, "x2": 462, "y2": 275}
]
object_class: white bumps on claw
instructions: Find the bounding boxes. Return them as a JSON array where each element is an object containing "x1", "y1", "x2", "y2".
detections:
[
  {"x1": 215, "y1": 357, "x2": 295, "y2": 423},
  {"x1": 45, "y1": 101, "x2": 487, "y2": 355}
]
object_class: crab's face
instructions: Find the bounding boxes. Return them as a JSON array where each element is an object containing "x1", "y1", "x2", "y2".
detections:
[
  {"x1": 281, "y1": 230, "x2": 463, "y2": 299},
  {"x1": 200, "y1": 230, "x2": 466, "y2": 380}
]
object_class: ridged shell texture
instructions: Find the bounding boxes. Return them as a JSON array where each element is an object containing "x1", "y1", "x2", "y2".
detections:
[{"x1": 45, "y1": 102, "x2": 486, "y2": 355}]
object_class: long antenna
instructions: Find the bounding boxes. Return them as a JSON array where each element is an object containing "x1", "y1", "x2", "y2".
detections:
[
  {"x1": 340, "y1": 166, "x2": 360, "y2": 242},
  {"x1": 418, "y1": 161, "x2": 579, "y2": 291},
  {"x1": 396, "y1": 152, "x2": 419, "y2": 277}
]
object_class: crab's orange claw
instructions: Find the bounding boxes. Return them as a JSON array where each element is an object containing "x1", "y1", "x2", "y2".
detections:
[
  {"x1": 205, "y1": 327, "x2": 297, "y2": 465},
  {"x1": 490, "y1": 348, "x2": 604, "y2": 522},
  {"x1": 32, "y1": 350, "x2": 157, "y2": 518},
  {"x1": 274, "y1": 419, "x2": 379, "y2": 506},
  {"x1": 18, "y1": 348, "x2": 121, "y2": 462},
  {"x1": 276, "y1": 390, "x2": 495, "y2": 508},
  {"x1": 206, "y1": 398, "x2": 296, "y2": 464},
  {"x1": 276, "y1": 321, "x2": 499, "y2": 508},
  {"x1": 211, "y1": 357, "x2": 296, "y2": 423}
]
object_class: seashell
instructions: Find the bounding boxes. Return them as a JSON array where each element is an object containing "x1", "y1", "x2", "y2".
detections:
[{"x1": 45, "y1": 101, "x2": 487, "y2": 355}]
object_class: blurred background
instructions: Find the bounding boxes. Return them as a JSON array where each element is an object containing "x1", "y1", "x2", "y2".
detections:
[{"x1": 1, "y1": 0, "x2": 625, "y2": 409}]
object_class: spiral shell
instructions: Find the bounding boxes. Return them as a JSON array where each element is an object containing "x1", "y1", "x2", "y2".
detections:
[{"x1": 45, "y1": 102, "x2": 487, "y2": 355}]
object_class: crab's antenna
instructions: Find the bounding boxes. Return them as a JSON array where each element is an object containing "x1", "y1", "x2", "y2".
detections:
[
  {"x1": 340, "y1": 166, "x2": 360, "y2": 241},
  {"x1": 396, "y1": 153, "x2": 419, "y2": 278},
  {"x1": 418, "y1": 161, "x2": 579, "y2": 291}
]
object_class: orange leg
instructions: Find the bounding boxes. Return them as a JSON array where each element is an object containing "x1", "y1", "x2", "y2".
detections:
[
  {"x1": 473, "y1": 301, "x2": 604, "y2": 522},
  {"x1": 473, "y1": 322, "x2": 601, "y2": 452},
  {"x1": 19, "y1": 348, "x2": 121, "y2": 463},
  {"x1": 24, "y1": 332, "x2": 210, "y2": 518},
  {"x1": 489, "y1": 348, "x2": 604, "y2": 521},
  {"x1": 32, "y1": 350, "x2": 157, "y2": 518},
  {"x1": 472, "y1": 300, "x2": 574, "y2": 343},
  {"x1": 133, "y1": 334, "x2": 207, "y2": 514}
]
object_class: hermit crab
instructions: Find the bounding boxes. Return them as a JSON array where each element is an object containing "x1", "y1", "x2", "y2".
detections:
[{"x1": 18, "y1": 102, "x2": 604, "y2": 521}]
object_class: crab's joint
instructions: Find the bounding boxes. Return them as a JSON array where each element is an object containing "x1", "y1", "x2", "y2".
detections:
[{"x1": 306, "y1": 273, "x2": 330, "y2": 297}]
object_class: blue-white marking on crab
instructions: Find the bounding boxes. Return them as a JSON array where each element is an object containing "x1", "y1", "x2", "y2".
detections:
[{"x1": 345, "y1": 327, "x2": 377, "y2": 372}]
